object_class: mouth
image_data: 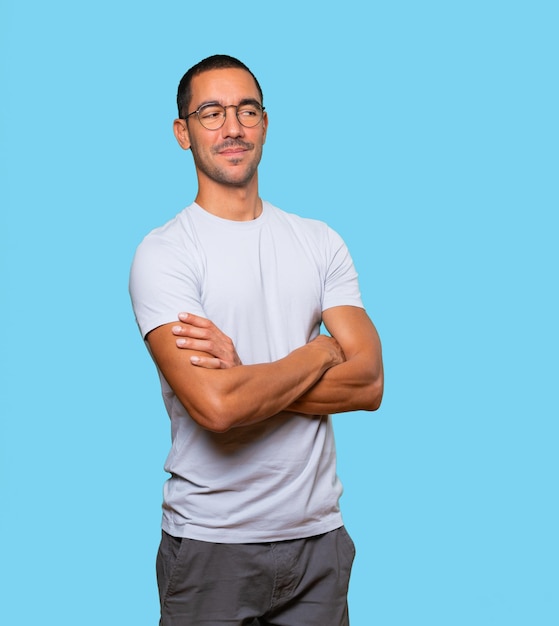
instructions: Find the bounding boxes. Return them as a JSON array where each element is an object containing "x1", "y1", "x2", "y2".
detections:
[
  {"x1": 213, "y1": 140, "x2": 254, "y2": 157},
  {"x1": 219, "y1": 147, "x2": 247, "y2": 156}
]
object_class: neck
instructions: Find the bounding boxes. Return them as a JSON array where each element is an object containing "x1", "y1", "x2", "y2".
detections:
[{"x1": 195, "y1": 179, "x2": 262, "y2": 221}]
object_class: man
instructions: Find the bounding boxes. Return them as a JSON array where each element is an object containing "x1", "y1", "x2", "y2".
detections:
[{"x1": 129, "y1": 54, "x2": 383, "y2": 626}]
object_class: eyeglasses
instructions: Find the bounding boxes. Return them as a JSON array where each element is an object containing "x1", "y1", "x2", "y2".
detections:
[{"x1": 184, "y1": 101, "x2": 265, "y2": 130}]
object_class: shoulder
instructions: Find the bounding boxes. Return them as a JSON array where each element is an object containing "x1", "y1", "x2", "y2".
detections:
[
  {"x1": 129, "y1": 205, "x2": 205, "y2": 296},
  {"x1": 264, "y1": 201, "x2": 339, "y2": 241},
  {"x1": 132, "y1": 205, "x2": 201, "y2": 269},
  {"x1": 138, "y1": 205, "x2": 195, "y2": 248}
]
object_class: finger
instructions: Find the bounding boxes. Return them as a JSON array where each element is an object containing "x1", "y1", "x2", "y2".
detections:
[
  {"x1": 173, "y1": 325, "x2": 212, "y2": 340},
  {"x1": 189, "y1": 355, "x2": 223, "y2": 369},
  {"x1": 178, "y1": 312, "x2": 213, "y2": 328},
  {"x1": 176, "y1": 337, "x2": 217, "y2": 351}
]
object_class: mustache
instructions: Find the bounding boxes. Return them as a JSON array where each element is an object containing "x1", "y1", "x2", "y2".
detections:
[{"x1": 212, "y1": 139, "x2": 254, "y2": 154}]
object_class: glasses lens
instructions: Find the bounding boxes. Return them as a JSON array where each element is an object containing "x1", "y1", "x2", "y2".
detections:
[
  {"x1": 237, "y1": 104, "x2": 262, "y2": 127},
  {"x1": 198, "y1": 104, "x2": 226, "y2": 130}
]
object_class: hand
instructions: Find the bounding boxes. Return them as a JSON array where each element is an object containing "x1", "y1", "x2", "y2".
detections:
[
  {"x1": 172, "y1": 312, "x2": 242, "y2": 369},
  {"x1": 308, "y1": 334, "x2": 346, "y2": 367}
]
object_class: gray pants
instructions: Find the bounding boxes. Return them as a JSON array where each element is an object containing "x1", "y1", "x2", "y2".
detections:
[{"x1": 156, "y1": 526, "x2": 356, "y2": 625}]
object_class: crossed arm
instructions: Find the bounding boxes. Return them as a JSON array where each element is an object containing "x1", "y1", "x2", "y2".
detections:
[{"x1": 147, "y1": 305, "x2": 383, "y2": 433}]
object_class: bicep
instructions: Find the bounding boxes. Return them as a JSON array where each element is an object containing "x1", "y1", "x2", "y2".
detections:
[
  {"x1": 288, "y1": 306, "x2": 383, "y2": 413},
  {"x1": 146, "y1": 322, "x2": 218, "y2": 423},
  {"x1": 322, "y1": 305, "x2": 382, "y2": 366},
  {"x1": 323, "y1": 305, "x2": 384, "y2": 410}
]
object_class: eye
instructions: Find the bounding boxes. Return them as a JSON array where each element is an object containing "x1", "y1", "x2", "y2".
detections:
[
  {"x1": 199, "y1": 105, "x2": 224, "y2": 120},
  {"x1": 238, "y1": 105, "x2": 259, "y2": 119}
]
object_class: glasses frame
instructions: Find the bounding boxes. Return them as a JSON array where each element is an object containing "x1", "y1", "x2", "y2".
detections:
[{"x1": 184, "y1": 101, "x2": 265, "y2": 130}]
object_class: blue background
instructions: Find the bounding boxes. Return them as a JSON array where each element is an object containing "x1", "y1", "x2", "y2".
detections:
[{"x1": 1, "y1": 1, "x2": 557, "y2": 624}]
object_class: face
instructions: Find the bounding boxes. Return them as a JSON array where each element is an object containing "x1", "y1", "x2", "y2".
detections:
[{"x1": 174, "y1": 68, "x2": 268, "y2": 189}]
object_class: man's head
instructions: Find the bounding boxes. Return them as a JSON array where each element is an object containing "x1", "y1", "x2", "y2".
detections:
[
  {"x1": 177, "y1": 55, "x2": 264, "y2": 120},
  {"x1": 173, "y1": 55, "x2": 268, "y2": 191}
]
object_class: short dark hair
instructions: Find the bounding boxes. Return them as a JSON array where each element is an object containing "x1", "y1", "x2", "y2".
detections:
[{"x1": 177, "y1": 54, "x2": 264, "y2": 119}]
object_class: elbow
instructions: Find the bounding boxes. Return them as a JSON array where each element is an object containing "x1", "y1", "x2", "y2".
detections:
[
  {"x1": 369, "y1": 387, "x2": 383, "y2": 411},
  {"x1": 183, "y1": 393, "x2": 241, "y2": 433},
  {"x1": 188, "y1": 402, "x2": 232, "y2": 433},
  {"x1": 197, "y1": 416, "x2": 232, "y2": 434},
  {"x1": 363, "y1": 373, "x2": 384, "y2": 412},
  {"x1": 175, "y1": 376, "x2": 252, "y2": 432}
]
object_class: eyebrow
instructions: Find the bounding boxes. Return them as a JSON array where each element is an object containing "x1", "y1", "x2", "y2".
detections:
[{"x1": 195, "y1": 97, "x2": 262, "y2": 109}]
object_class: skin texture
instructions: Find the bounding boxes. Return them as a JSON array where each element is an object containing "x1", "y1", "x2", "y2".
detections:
[
  {"x1": 147, "y1": 66, "x2": 384, "y2": 432},
  {"x1": 148, "y1": 321, "x2": 346, "y2": 432},
  {"x1": 172, "y1": 307, "x2": 384, "y2": 416}
]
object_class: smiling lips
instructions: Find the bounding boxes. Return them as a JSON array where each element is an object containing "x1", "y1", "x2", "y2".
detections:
[{"x1": 213, "y1": 139, "x2": 254, "y2": 156}]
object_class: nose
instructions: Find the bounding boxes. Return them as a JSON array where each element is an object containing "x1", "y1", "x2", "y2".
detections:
[{"x1": 221, "y1": 105, "x2": 244, "y2": 137}]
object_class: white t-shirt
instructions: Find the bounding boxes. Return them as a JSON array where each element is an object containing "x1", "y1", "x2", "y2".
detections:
[{"x1": 129, "y1": 201, "x2": 364, "y2": 542}]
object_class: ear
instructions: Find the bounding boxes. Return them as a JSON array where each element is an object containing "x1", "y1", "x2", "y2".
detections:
[
  {"x1": 261, "y1": 110, "x2": 268, "y2": 145},
  {"x1": 173, "y1": 118, "x2": 191, "y2": 150}
]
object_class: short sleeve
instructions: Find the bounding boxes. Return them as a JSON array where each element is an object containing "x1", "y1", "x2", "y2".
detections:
[
  {"x1": 129, "y1": 226, "x2": 206, "y2": 339},
  {"x1": 322, "y1": 227, "x2": 364, "y2": 312}
]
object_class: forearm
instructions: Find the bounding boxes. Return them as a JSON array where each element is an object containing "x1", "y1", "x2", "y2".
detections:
[
  {"x1": 161, "y1": 306, "x2": 383, "y2": 424},
  {"x1": 288, "y1": 352, "x2": 384, "y2": 415},
  {"x1": 188, "y1": 346, "x2": 337, "y2": 430},
  {"x1": 148, "y1": 325, "x2": 344, "y2": 433}
]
